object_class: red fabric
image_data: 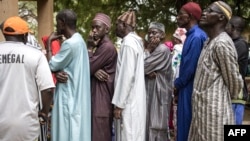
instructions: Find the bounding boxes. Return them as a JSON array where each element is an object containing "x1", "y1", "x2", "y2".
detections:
[
  {"x1": 42, "y1": 36, "x2": 61, "y2": 84},
  {"x1": 42, "y1": 36, "x2": 61, "y2": 56},
  {"x1": 169, "y1": 102, "x2": 174, "y2": 129}
]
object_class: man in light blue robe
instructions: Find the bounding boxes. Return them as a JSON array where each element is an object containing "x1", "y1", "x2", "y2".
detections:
[{"x1": 45, "y1": 9, "x2": 91, "y2": 141}]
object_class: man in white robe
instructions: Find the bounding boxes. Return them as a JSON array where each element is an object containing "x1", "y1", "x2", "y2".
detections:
[{"x1": 112, "y1": 10, "x2": 146, "y2": 141}]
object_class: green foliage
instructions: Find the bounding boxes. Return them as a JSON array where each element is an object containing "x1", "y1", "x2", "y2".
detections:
[
  {"x1": 19, "y1": 0, "x2": 250, "y2": 41},
  {"x1": 18, "y1": 1, "x2": 38, "y2": 36}
]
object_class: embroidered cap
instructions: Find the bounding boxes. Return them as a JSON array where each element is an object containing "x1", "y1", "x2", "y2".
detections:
[
  {"x1": 149, "y1": 22, "x2": 165, "y2": 33},
  {"x1": 214, "y1": 1, "x2": 232, "y2": 20},
  {"x1": 93, "y1": 13, "x2": 111, "y2": 28},
  {"x1": 117, "y1": 10, "x2": 136, "y2": 28}
]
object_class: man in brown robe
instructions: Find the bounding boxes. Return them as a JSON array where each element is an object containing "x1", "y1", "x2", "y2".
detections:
[{"x1": 87, "y1": 13, "x2": 118, "y2": 141}]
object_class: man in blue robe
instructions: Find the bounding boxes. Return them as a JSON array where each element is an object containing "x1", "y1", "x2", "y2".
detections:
[
  {"x1": 45, "y1": 9, "x2": 91, "y2": 141},
  {"x1": 174, "y1": 2, "x2": 207, "y2": 141}
]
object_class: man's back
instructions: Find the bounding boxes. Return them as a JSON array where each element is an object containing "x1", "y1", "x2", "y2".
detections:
[
  {"x1": 0, "y1": 41, "x2": 54, "y2": 141},
  {"x1": 49, "y1": 33, "x2": 91, "y2": 141}
]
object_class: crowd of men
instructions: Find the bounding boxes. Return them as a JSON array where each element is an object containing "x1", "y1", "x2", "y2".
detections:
[{"x1": 0, "y1": 1, "x2": 248, "y2": 141}]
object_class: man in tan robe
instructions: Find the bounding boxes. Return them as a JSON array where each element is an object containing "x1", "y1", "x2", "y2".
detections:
[{"x1": 188, "y1": 1, "x2": 243, "y2": 141}]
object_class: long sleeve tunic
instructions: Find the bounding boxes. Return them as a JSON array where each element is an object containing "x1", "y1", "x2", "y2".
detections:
[
  {"x1": 188, "y1": 32, "x2": 243, "y2": 141},
  {"x1": 49, "y1": 33, "x2": 91, "y2": 141},
  {"x1": 112, "y1": 32, "x2": 146, "y2": 141},
  {"x1": 144, "y1": 44, "x2": 173, "y2": 141}
]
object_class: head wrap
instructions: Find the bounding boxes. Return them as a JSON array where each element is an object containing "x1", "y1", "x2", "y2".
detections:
[
  {"x1": 117, "y1": 10, "x2": 136, "y2": 27},
  {"x1": 173, "y1": 28, "x2": 187, "y2": 44},
  {"x1": 214, "y1": 1, "x2": 232, "y2": 20},
  {"x1": 149, "y1": 22, "x2": 165, "y2": 33},
  {"x1": 93, "y1": 13, "x2": 111, "y2": 28},
  {"x1": 181, "y1": 2, "x2": 202, "y2": 20},
  {"x1": 3, "y1": 16, "x2": 30, "y2": 35}
]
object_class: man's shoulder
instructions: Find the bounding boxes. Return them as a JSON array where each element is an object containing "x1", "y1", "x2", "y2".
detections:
[
  {"x1": 125, "y1": 32, "x2": 142, "y2": 41},
  {"x1": 101, "y1": 38, "x2": 116, "y2": 49},
  {"x1": 66, "y1": 33, "x2": 85, "y2": 43},
  {"x1": 0, "y1": 42, "x2": 42, "y2": 52},
  {"x1": 193, "y1": 27, "x2": 206, "y2": 37},
  {"x1": 234, "y1": 37, "x2": 248, "y2": 46}
]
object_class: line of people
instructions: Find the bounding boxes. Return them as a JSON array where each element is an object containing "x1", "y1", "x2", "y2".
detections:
[{"x1": 0, "y1": 1, "x2": 248, "y2": 141}]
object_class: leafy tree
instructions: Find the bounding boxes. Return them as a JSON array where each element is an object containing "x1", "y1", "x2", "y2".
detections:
[
  {"x1": 19, "y1": 0, "x2": 250, "y2": 41},
  {"x1": 18, "y1": 1, "x2": 38, "y2": 36}
]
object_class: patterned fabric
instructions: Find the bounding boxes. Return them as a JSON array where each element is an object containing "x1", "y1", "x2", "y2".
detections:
[
  {"x1": 117, "y1": 10, "x2": 136, "y2": 27},
  {"x1": 93, "y1": 13, "x2": 111, "y2": 28},
  {"x1": 172, "y1": 44, "x2": 183, "y2": 80},
  {"x1": 188, "y1": 32, "x2": 243, "y2": 141}
]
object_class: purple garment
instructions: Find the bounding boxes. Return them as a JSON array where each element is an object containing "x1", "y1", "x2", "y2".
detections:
[{"x1": 88, "y1": 35, "x2": 117, "y2": 141}]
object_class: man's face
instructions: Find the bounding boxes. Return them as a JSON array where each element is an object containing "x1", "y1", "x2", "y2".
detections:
[
  {"x1": 56, "y1": 19, "x2": 65, "y2": 35},
  {"x1": 148, "y1": 28, "x2": 162, "y2": 42},
  {"x1": 225, "y1": 22, "x2": 233, "y2": 36},
  {"x1": 115, "y1": 20, "x2": 125, "y2": 38},
  {"x1": 91, "y1": 20, "x2": 108, "y2": 40},
  {"x1": 199, "y1": 4, "x2": 223, "y2": 28},
  {"x1": 176, "y1": 9, "x2": 190, "y2": 28}
]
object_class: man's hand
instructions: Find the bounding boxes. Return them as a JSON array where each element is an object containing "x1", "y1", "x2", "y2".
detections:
[
  {"x1": 55, "y1": 71, "x2": 68, "y2": 83},
  {"x1": 38, "y1": 111, "x2": 48, "y2": 125},
  {"x1": 173, "y1": 95, "x2": 178, "y2": 105},
  {"x1": 146, "y1": 37, "x2": 160, "y2": 53},
  {"x1": 94, "y1": 69, "x2": 109, "y2": 81},
  {"x1": 48, "y1": 32, "x2": 64, "y2": 43},
  {"x1": 173, "y1": 87, "x2": 178, "y2": 96},
  {"x1": 146, "y1": 72, "x2": 157, "y2": 79},
  {"x1": 114, "y1": 107, "x2": 123, "y2": 119},
  {"x1": 87, "y1": 31, "x2": 100, "y2": 50}
]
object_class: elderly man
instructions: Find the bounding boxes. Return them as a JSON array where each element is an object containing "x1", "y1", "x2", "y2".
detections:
[
  {"x1": 144, "y1": 22, "x2": 173, "y2": 141},
  {"x1": 112, "y1": 10, "x2": 146, "y2": 141},
  {"x1": 188, "y1": 1, "x2": 243, "y2": 141},
  {"x1": 174, "y1": 2, "x2": 207, "y2": 141},
  {"x1": 0, "y1": 16, "x2": 54, "y2": 141},
  {"x1": 87, "y1": 13, "x2": 118, "y2": 141}
]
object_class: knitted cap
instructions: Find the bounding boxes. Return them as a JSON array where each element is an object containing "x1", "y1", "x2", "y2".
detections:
[
  {"x1": 3, "y1": 16, "x2": 30, "y2": 35},
  {"x1": 117, "y1": 10, "x2": 136, "y2": 27},
  {"x1": 93, "y1": 13, "x2": 111, "y2": 28},
  {"x1": 214, "y1": 1, "x2": 232, "y2": 20},
  {"x1": 181, "y1": 2, "x2": 202, "y2": 20},
  {"x1": 149, "y1": 22, "x2": 165, "y2": 33}
]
